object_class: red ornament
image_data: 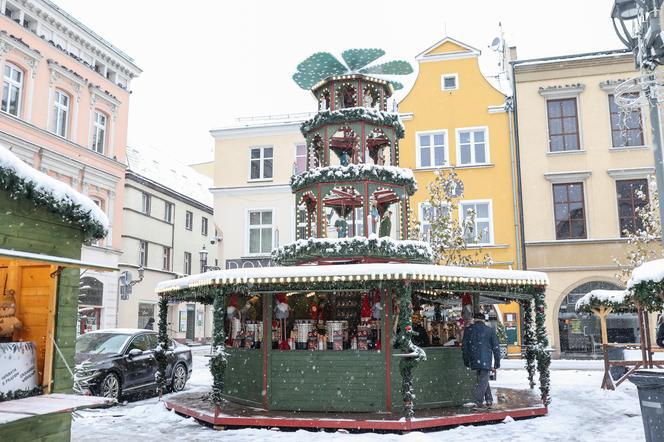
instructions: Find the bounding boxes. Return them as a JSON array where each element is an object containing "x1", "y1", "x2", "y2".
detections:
[
  {"x1": 361, "y1": 293, "x2": 371, "y2": 319},
  {"x1": 405, "y1": 325, "x2": 412, "y2": 332},
  {"x1": 309, "y1": 302, "x2": 318, "y2": 320}
]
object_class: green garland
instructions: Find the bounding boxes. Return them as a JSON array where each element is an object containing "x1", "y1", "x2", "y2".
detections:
[
  {"x1": 291, "y1": 164, "x2": 416, "y2": 195},
  {"x1": 155, "y1": 295, "x2": 170, "y2": 395},
  {"x1": 533, "y1": 292, "x2": 551, "y2": 406},
  {"x1": 520, "y1": 299, "x2": 536, "y2": 390},
  {"x1": 396, "y1": 283, "x2": 426, "y2": 419},
  {"x1": 0, "y1": 386, "x2": 43, "y2": 403},
  {"x1": 300, "y1": 107, "x2": 404, "y2": 139},
  {"x1": 630, "y1": 280, "x2": 664, "y2": 312},
  {"x1": 272, "y1": 237, "x2": 433, "y2": 266},
  {"x1": 0, "y1": 164, "x2": 107, "y2": 240},
  {"x1": 208, "y1": 293, "x2": 227, "y2": 406}
]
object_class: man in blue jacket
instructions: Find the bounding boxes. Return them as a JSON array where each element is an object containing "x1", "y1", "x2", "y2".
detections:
[{"x1": 462, "y1": 312, "x2": 501, "y2": 409}]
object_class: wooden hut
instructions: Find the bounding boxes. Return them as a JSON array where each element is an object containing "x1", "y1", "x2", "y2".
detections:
[{"x1": 0, "y1": 145, "x2": 114, "y2": 441}]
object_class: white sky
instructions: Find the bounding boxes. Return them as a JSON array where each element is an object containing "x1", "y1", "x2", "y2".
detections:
[{"x1": 55, "y1": 0, "x2": 625, "y2": 165}]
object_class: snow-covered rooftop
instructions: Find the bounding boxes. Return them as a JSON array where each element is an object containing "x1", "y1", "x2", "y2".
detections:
[
  {"x1": 156, "y1": 262, "x2": 548, "y2": 294},
  {"x1": 627, "y1": 259, "x2": 664, "y2": 289},
  {"x1": 126, "y1": 146, "x2": 213, "y2": 207},
  {"x1": 575, "y1": 289, "x2": 628, "y2": 311},
  {"x1": 0, "y1": 143, "x2": 108, "y2": 238},
  {"x1": 513, "y1": 49, "x2": 632, "y2": 68}
]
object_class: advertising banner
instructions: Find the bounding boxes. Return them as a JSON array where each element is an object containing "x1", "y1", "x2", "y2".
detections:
[{"x1": 0, "y1": 341, "x2": 37, "y2": 394}]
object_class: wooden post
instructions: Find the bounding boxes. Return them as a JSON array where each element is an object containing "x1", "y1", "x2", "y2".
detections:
[
  {"x1": 592, "y1": 306, "x2": 612, "y2": 345},
  {"x1": 637, "y1": 305, "x2": 648, "y2": 366},
  {"x1": 643, "y1": 312, "x2": 653, "y2": 368},
  {"x1": 601, "y1": 343, "x2": 615, "y2": 390}
]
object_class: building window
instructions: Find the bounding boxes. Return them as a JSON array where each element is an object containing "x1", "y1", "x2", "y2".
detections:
[
  {"x1": 185, "y1": 211, "x2": 193, "y2": 230},
  {"x1": 417, "y1": 131, "x2": 448, "y2": 168},
  {"x1": 92, "y1": 111, "x2": 107, "y2": 154},
  {"x1": 52, "y1": 89, "x2": 69, "y2": 137},
  {"x1": 139, "y1": 240, "x2": 148, "y2": 267},
  {"x1": 162, "y1": 246, "x2": 171, "y2": 271},
  {"x1": 249, "y1": 146, "x2": 273, "y2": 180},
  {"x1": 184, "y1": 252, "x2": 192, "y2": 275},
  {"x1": 457, "y1": 128, "x2": 488, "y2": 166},
  {"x1": 201, "y1": 217, "x2": 208, "y2": 236},
  {"x1": 547, "y1": 98, "x2": 580, "y2": 152},
  {"x1": 164, "y1": 202, "x2": 173, "y2": 223},
  {"x1": 459, "y1": 201, "x2": 493, "y2": 244},
  {"x1": 419, "y1": 202, "x2": 450, "y2": 242},
  {"x1": 616, "y1": 179, "x2": 648, "y2": 236},
  {"x1": 294, "y1": 143, "x2": 307, "y2": 174},
  {"x1": 609, "y1": 94, "x2": 644, "y2": 148},
  {"x1": 248, "y1": 210, "x2": 273, "y2": 254},
  {"x1": 553, "y1": 183, "x2": 586, "y2": 239},
  {"x1": 2, "y1": 63, "x2": 23, "y2": 117},
  {"x1": 441, "y1": 74, "x2": 458, "y2": 90},
  {"x1": 138, "y1": 303, "x2": 156, "y2": 329},
  {"x1": 141, "y1": 192, "x2": 151, "y2": 215}
]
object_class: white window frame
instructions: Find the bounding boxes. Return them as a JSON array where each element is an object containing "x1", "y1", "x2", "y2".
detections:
[
  {"x1": 162, "y1": 246, "x2": 171, "y2": 271},
  {"x1": 455, "y1": 126, "x2": 490, "y2": 166},
  {"x1": 185, "y1": 211, "x2": 193, "y2": 230},
  {"x1": 416, "y1": 129, "x2": 449, "y2": 169},
  {"x1": 2, "y1": 62, "x2": 23, "y2": 117},
  {"x1": 418, "y1": 202, "x2": 450, "y2": 243},
  {"x1": 52, "y1": 89, "x2": 69, "y2": 138},
  {"x1": 140, "y1": 192, "x2": 151, "y2": 215},
  {"x1": 92, "y1": 110, "x2": 107, "y2": 154},
  {"x1": 164, "y1": 202, "x2": 173, "y2": 223},
  {"x1": 441, "y1": 73, "x2": 459, "y2": 91},
  {"x1": 294, "y1": 143, "x2": 307, "y2": 174},
  {"x1": 183, "y1": 251, "x2": 192, "y2": 275},
  {"x1": 246, "y1": 208, "x2": 274, "y2": 256},
  {"x1": 248, "y1": 146, "x2": 274, "y2": 181},
  {"x1": 139, "y1": 240, "x2": 148, "y2": 267},
  {"x1": 458, "y1": 199, "x2": 494, "y2": 245},
  {"x1": 201, "y1": 217, "x2": 208, "y2": 236},
  {"x1": 295, "y1": 206, "x2": 307, "y2": 240}
]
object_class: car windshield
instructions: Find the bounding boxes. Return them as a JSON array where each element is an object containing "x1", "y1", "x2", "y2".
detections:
[{"x1": 76, "y1": 333, "x2": 131, "y2": 355}]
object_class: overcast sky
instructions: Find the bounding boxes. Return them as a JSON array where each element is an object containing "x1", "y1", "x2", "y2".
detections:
[{"x1": 55, "y1": 0, "x2": 624, "y2": 165}]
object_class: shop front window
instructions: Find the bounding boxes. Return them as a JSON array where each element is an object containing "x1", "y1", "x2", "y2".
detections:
[
  {"x1": 557, "y1": 281, "x2": 639, "y2": 358},
  {"x1": 78, "y1": 277, "x2": 103, "y2": 334}
]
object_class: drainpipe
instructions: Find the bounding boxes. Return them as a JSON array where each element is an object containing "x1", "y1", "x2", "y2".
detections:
[
  {"x1": 509, "y1": 62, "x2": 527, "y2": 271},
  {"x1": 506, "y1": 96, "x2": 522, "y2": 271}
]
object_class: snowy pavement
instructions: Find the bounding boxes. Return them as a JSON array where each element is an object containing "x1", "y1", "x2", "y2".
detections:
[{"x1": 70, "y1": 349, "x2": 645, "y2": 442}]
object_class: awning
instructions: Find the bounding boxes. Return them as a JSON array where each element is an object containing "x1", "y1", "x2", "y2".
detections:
[{"x1": 0, "y1": 248, "x2": 118, "y2": 272}]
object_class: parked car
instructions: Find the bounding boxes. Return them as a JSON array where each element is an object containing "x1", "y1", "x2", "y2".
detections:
[{"x1": 74, "y1": 329, "x2": 192, "y2": 400}]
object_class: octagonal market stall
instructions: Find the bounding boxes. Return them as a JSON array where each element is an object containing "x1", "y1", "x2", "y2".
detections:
[{"x1": 156, "y1": 49, "x2": 551, "y2": 432}]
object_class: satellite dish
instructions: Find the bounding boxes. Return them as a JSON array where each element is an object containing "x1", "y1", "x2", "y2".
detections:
[{"x1": 490, "y1": 37, "x2": 501, "y2": 51}]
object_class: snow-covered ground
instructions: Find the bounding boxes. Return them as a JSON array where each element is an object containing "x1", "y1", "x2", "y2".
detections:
[{"x1": 71, "y1": 348, "x2": 645, "y2": 441}]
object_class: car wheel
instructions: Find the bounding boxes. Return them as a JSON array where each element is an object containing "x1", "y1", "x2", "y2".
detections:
[
  {"x1": 100, "y1": 372, "x2": 121, "y2": 400},
  {"x1": 171, "y1": 364, "x2": 187, "y2": 392}
]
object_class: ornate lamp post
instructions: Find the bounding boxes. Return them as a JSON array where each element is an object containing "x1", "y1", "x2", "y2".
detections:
[{"x1": 199, "y1": 245, "x2": 220, "y2": 272}]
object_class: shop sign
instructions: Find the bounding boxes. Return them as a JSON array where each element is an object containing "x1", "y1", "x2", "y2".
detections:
[
  {"x1": 225, "y1": 258, "x2": 275, "y2": 269},
  {"x1": 0, "y1": 342, "x2": 37, "y2": 394}
]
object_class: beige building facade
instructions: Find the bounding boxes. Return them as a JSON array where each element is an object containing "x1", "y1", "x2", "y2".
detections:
[
  {"x1": 210, "y1": 115, "x2": 312, "y2": 269},
  {"x1": 513, "y1": 50, "x2": 656, "y2": 357},
  {"x1": 118, "y1": 146, "x2": 217, "y2": 342}
]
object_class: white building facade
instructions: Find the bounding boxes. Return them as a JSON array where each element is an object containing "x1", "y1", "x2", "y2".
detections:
[{"x1": 118, "y1": 146, "x2": 218, "y2": 342}]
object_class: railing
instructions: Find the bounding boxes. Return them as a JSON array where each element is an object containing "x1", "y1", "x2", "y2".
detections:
[{"x1": 601, "y1": 343, "x2": 664, "y2": 390}]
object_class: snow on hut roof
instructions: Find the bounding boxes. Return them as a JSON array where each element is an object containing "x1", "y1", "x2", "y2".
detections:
[
  {"x1": 575, "y1": 289, "x2": 628, "y2": 311},
  {"x1": 126, "y1": 146, "x2": 213, "y2": 207},
  {"x1": 627, "y1": 259, "x2": 664, "y2": 289},
  {"x1": 0, "y1": 143, "x2": 108, "y2": 239},
  {"x1": 156, "y1": 262, "x2": 548, "y2": 294}
]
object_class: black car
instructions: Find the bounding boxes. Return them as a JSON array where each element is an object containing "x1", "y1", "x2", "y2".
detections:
[{"x1": 74, "y1": 329, "x2": 192, "y2": 400}]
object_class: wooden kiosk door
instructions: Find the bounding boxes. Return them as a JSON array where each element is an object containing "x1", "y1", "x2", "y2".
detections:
[{"x1": 186, "y1": 304, "x2": 196, "y2": 340}]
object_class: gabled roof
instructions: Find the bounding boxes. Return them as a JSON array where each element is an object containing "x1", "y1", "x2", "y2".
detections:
[{"x1": 416, "y1": 37, "x2": 481, "y2": 62}]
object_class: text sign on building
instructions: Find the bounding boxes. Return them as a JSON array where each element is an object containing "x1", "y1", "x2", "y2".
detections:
[
  {"x1": 0, "y1": 342, "x2": 37, "y2": 394},
  {"x1": 225, "y1": 258, "x2": 275, "y2": 269}
]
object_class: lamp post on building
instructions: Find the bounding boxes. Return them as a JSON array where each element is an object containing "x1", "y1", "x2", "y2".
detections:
[
  {"x1": 612, "y1": 0, "x2": 664, "y2": 248},
  {"x1": 115, "y1": 265, "x2": 145, "y2": 327},
  {"x1": 199, "y1": 245, "x2": 220, "y2": 272}
]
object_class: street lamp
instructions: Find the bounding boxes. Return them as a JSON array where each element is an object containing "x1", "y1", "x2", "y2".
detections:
[
  {"x1": 199, "y1": 245, "x2": 220, "y2": 272},
  {"x1": 612, "y1": 0, "x2": 664, "y2": 248}
]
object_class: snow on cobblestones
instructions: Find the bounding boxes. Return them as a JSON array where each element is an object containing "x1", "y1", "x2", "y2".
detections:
[{"x1": 71, "y1": 351, "x2": 644, "y2": 442}]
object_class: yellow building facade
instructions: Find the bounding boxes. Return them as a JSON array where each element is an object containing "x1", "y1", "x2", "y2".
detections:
[{"x1": 399, "y1": 37, "x2": 523, "y2": 354}]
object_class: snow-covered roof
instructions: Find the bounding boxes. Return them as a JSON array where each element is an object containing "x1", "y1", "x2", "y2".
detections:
[
  {"x1": 627, "y1": 259, "x2": 664, "y2": 289},
  {"x1": 156, "y1": 262, "x2": 548, "y2": 294},
  {"x1": 126, "y1": 146, "x2": 213, "y2": 207},
  {"x1": 512, "y1": 49, "x2": 632, "y2": 68},
  {"x1": 575, "y1": 289, "x2": 628, "y2": 311},
  {"x1": 0, "y1": 143, "x2": 108, "y2": 239}
]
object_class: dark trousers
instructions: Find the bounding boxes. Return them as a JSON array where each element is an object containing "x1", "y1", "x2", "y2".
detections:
[{"x1": 475, "y1": 369, "x2": 493, "y2": 406}]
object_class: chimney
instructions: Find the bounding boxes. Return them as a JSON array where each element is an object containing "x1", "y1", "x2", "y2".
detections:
[{"x1": 508, "y1": 46, "x2": 518, "y2": 63}]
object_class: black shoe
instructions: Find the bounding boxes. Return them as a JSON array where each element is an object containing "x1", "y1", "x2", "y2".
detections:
[{"x1": 485, "y1": 403, "x2": 493, "y2": 409}]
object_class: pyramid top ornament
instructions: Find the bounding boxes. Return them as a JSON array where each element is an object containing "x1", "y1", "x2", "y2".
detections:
[{"x1": 292, "y1": 49, "x2": 413, "y2": 91}]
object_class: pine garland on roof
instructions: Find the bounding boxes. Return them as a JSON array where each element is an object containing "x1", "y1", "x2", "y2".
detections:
[
  {"x1": 300, "y1": 107, "x2": 405, "y2": 139},
  {"x1": 291, "y1": 164, "x2": 417, "y2": 195}
]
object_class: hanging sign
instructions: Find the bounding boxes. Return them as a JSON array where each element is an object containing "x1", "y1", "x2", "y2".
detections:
[{"x1": 0, "y1": 341, "x2": 37, "y2": 394}]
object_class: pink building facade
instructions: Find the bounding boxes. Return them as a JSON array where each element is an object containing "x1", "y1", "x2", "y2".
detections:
[{"x1": 0, "y1": 0, "x2": 141, "y2": 330}]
